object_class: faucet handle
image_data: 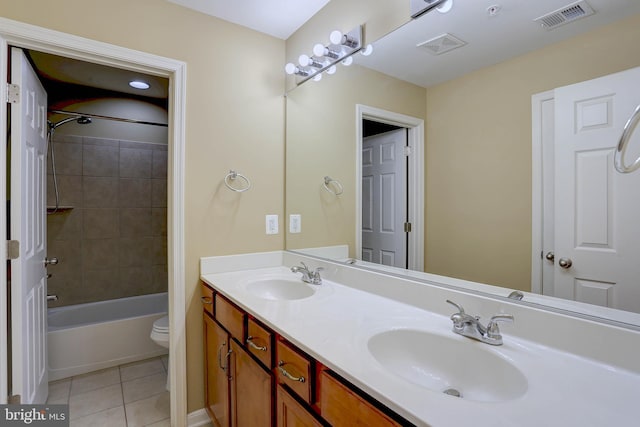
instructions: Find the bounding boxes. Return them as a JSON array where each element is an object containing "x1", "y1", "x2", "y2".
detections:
[
  {"x1": 446, "y1": 299, "x2": 465, "y2": 314},
  {"x1": 487, "y1": 314, "x2": 514, "y2": 339}
]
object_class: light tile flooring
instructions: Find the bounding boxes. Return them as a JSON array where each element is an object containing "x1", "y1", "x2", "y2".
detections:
[{"x1": 47, "y1": 355, "x2": 170, "y2": 427}]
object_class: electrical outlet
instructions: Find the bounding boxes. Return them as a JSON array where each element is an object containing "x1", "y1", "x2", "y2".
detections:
[
  {"x1": 289, "y1": 214, "x2": 301, "y2": 233},
  {"x1": 266, "y1": 214, "x2": 278, "y2": 235}
]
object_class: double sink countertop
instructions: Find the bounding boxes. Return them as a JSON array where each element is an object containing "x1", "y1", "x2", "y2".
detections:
[{"x1": 200, "y1": 251, "x2": 640, "y2": 427}]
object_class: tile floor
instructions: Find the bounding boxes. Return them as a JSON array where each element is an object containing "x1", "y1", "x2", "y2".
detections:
[{"x1": 46, "y1": 355, "x2": 170, "y2": 427}]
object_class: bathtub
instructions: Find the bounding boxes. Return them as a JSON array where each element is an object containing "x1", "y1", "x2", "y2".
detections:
[{"x1": 48, "y1": 292, "x2": 168, "y2": 381}]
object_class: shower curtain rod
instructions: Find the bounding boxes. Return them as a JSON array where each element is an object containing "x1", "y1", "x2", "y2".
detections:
[{"x1": 48, "y1": 109, "x2": 169, "y2": 127}]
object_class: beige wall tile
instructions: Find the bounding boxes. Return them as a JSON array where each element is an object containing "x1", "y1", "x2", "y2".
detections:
[
  {"x1": 83, "y1": 176, "x2": 118, "y2": 207},
  {"x1": 119, "y1": 237, "x2": 153, "y2": 267},
  {"x1": 84, "y1": 238, "x2": 119, "y2": 270},
  {"x1": 48, "y1": 209, "x2": 82, "y2": 241},
  {"x1": 52, "y1": 141, "x2": 83, "y2": 175},
  {"x1": 83, "y1": 208, "x2": 119, "y2": 239},
  {"x1": 150, "y1": 208, "x2": 167, "y2": 236},
  {"x1": 120, "y1": 208, "x2": 152, "y2": 237},
  {"x1": 83, "y1": 144, "x2": 119, "y2": 177},
  {"x1": 119, "y1": 178, "x2": 151, "y2": 208},
  {"x1": 119, "y1": 147, "x2": 152, "y2": 178},
  {"x1": 151, "y1": 179, "x2": 166, "y2": 208},
  {"x1": 152, "y1": 150, "x2": 167, "y2": 179}
]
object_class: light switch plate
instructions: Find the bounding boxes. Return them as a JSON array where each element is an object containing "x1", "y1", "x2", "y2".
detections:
[
  {"x1": 266, "y1": 214, "x2": 278, "y2": 235},
  {"x1": 289, "y1": 214, "x2": 301, "y2": 233}
]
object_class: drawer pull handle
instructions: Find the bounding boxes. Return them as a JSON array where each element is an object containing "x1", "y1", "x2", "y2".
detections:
[
  {"x1": 246, "y1": 336, "x2": 267, "y2": 352},
  {"x1": 217, "y1": 343, "x2": 227, "y2": 371},
  {"x1": 201, "y1": 296, "x2": 213, "y2": 305},
  {"x1": 278, "y1": 361, "x2": 305, "y2": 383}
]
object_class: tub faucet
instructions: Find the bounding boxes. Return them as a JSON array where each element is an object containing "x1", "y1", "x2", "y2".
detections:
[
  {"x1": 291, "y1": 262, "x2": 323, "y2": 285},
  {"x1": 446, "y1": 300, "x2": 513, "y2": 346}
]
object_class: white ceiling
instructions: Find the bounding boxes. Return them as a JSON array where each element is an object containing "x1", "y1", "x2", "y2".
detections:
[
  {"x1": 166, "y1": 0, "x2": 331, "y2": 39},
  {"x1": 356, "y1": 0, "x2": 640, "y2": 88}
]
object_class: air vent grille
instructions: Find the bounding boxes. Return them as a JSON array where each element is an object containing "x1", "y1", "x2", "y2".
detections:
[
  {"x1": 534, "y1": 1, "x2": 595, "y2": 30},
  {"x1": 417, "y1": 33, "x2": 467, "y2": 56}
]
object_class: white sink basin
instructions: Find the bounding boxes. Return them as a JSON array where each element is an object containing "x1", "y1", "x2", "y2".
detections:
[
  {"x1": 245, "y1": 278, "x2": 315, "y2": 300},
  {"x1": 368, "y1": 329, "x2": 528, "y2": 402}
]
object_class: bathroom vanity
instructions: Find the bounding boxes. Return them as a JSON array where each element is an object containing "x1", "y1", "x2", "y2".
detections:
[{"x1": 200, "y1": 251, "x2": 640, "y2": 427}]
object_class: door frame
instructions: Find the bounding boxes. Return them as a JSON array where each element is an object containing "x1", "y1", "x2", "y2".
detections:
[
  {"x1": 355, "y1": 105, "x2": 424, "y2": 272},
  {"x1": 0, "y1": 17, "x2": 187, "y2": 425},
  {"x1": 531, "y1": 90, "x2": 555, "y2": 296}
]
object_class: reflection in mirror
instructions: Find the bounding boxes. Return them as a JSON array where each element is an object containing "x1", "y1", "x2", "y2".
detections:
[{"x1": 285, "y1": 0, "x2": 640, "y2": 324}]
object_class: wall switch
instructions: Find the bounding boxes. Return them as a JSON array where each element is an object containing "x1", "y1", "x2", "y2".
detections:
[
  {"x1": 266, "y1": 214, "x2": 279, "y2": 235},
  {"x1": 289, "y1": 214, "x2": 301, "y2": 233}
]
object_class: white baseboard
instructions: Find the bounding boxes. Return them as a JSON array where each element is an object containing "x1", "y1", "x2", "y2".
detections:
[{"x1": 188, "y1": 409, "x2": 212, "y2": 427}]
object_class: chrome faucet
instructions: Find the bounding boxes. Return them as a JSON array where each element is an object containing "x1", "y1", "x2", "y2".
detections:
[
  {"x1": 446, "y1": 300, "x2": 513, "y2": 346},
  {"x1": 291, "y1": 262, "x2": 323, "y2": 285}
]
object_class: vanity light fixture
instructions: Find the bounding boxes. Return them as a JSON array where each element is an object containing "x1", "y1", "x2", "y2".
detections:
[
  {"x1": 285, "y1": 25, "x2": 364, "y2": 85},
  {"x1": 129, "y1": 80, "x2": 150, "y2": 90}
]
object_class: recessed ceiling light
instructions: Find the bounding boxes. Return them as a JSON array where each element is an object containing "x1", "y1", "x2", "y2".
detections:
[{"x1": 129, "y1": 80, "x2": 150, "y2": 90}]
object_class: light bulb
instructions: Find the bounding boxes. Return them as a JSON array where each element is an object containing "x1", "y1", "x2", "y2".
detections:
[
  {"x1": 329, "y1": 30, "x2": 343, "y2": 45},
  {"x1": 298, "y1": 54, "x2": 311, "y2": 67},
  {"x1": 326, "y1": 65, "x2": 337, "y2": 75},
  {"x1": 436, "y1": 0, "x2": 453, "y2": 13},
  {"x1": 129, "y1": 80, "x2": 150, "y2": 90},
  {"x1": 313, "y1": 43, "x2": 326, "y2": 57},
  {"x1": 361, "y1": 44, "x2": 374, "y2": 56},
  {"x1": 313, "y1": 73, "x2": 323, "y2": 82},
  {"x1": 284, "y1": 63, "x2": 297, "y2": 75},
  {"x1": 342, "y1": 56, "x2": 353, "y2": 66}
]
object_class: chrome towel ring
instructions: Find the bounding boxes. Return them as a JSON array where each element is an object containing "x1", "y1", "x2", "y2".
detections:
[
  {"x1": 323, "y1": 176, "x2": 344, "y2": 195},
  {"x1": 614, "y1": 104, "x2": 640, "y2": 174},
  {"x1": 224, "y1": 170, "x2": 251, "y2": 192}
]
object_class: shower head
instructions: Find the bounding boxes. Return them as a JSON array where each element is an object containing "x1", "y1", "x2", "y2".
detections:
[{"x1": 48, "y1": 115, "x2": 93, "y2": 130}]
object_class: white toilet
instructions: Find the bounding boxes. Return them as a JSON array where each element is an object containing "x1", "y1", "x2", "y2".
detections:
[{"x1": 150, "y1": 315, "x2": 170, "y2": 391}]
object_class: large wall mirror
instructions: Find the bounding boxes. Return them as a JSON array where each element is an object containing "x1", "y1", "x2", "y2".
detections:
[{"x1": 285, "y1": 0, "x2": 640, "y2": 326}]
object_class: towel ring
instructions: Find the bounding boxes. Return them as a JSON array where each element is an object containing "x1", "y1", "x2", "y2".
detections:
[
  {"x1": 323, "y1": 176, "x2": 344, "y2": 195},
  {"x1": 224, "y1": 170, "x2": 251, "y2": 192},
  {"x1": 614, "y1": 104, "x2": 640, "y2": 174}
]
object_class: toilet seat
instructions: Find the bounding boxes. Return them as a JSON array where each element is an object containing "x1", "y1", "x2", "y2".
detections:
[
  {"x1": 152, "y1": 315, "x2": 169, "y2": 333},
  {"x1": 150, "y1": 315, "x2": 170, "y2": 349}
]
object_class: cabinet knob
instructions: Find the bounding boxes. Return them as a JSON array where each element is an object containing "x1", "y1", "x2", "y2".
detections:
[{"x1": 201, "y1": 296, "x2": 212, "y2": 305}]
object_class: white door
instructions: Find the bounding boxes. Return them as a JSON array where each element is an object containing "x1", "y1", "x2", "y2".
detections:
[
  {"x1": 553, "y1": 66, "x2": 640, "y2": 313},
  {"x1": 10, "y1": 47, "x2": 49, "y2": 403},
  {"x1": 361, "y1": 129, "x2": 407, "y2": 267}
]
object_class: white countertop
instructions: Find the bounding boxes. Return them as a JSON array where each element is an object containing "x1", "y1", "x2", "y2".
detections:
[{"x1": 200, "y1": 254, "x2": 640, "y2": 427}]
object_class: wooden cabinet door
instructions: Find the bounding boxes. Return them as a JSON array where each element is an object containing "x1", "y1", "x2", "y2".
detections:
[
  {"x1": 204, "y1": 314, "x2": 231, "y2": 427},
  {"x1": 230, "y1": 340, "x2": 273, "y2": 427},
  {"x1": 276, "y1": 386, "x2": 323, "y2": 427}
]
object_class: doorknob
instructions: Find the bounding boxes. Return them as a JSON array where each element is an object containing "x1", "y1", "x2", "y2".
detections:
[
  {"x1": 558, "y1": 258, "x2": 573, "y2": 269},
  {"x1": 44, "y1": 257, "x2": 58, "y2": 266},
  {"x1": 545, "y1": 251, "x2": 555, "y2": 262}
]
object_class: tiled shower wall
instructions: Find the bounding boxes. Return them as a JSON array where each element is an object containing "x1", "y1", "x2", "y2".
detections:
[{"x1": 46, "y1": 135, "x2": 167, "y2": 307}]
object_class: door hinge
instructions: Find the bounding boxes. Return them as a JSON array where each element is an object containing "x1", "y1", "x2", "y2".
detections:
[
  {"x1": 7, "y1": 240, "x2": 19, "y2": 260},
  {"x1": 8, "y1": 394, "x2": 21, "y2": 404},
  {"x1": 6, "y1": 83, "x2": 19, "y2": 104},
  {"x1": 404, "y1": 222, "x2": 412, "y2": 233},
  {"x1": 404, "y1": 146, "x2": 412, "y2": 156}
]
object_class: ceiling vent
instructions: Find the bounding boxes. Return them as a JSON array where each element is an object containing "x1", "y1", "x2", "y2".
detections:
[
  {"x1": 534, "y1": 1, "x2": 595, "y2": 30},
  {"x1": 417, "y1": 33, "x2": 467, "y2": 55}
]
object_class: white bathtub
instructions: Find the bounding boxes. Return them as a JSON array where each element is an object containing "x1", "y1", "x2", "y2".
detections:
[{"x1": 48, "y1": 292, "x2": 168, "y2": 381}]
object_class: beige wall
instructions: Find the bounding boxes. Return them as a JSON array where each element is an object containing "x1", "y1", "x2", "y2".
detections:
[
  {"x1": 286, "y1": 65, "x2": 426, "y2": 254},
  {"x1": 426, "y1": 13, "x2": 640, "y2": 290},
  {"x1": 0, "y1": 0, "x2": 284, "y2": 412}
]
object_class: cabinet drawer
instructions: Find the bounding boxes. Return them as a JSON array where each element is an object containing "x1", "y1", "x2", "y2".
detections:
[
  {"x1": 200, "y1": 283, "x2": 214, "y2": 316},
  {"x1": 214, "y1": 294, "x2": 244, "y2": 340},
  {"x1": 320, "y1": 371, "x2": 401, "y2": 427},
  {"x1": 276, "y1": 340, "x2": 313, "y2": 404},
  {"x1": 246, "y1": 318, "x2": 273, "y2": 369}
]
